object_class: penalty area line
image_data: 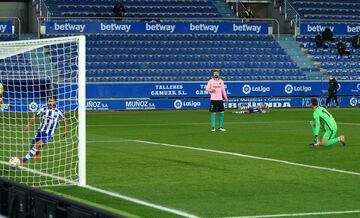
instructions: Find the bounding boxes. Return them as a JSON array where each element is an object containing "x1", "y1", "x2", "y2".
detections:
[
  {"x1": 128, "y1": 139, "x2": 360, "y2": 177},
  {"x1": 85, "y1": 185, "x2": 200, "y2": 218},
  {"x1": 87, "y1": 121, "x2": 360, "y2": 127},
  {"x1": 224, "y1": 209, "x2": 360, "y2": 218}
]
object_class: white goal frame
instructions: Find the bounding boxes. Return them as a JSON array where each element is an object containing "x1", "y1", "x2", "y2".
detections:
[{"x1": 0, "y1": 35, "x2": 86, "y2": 187}]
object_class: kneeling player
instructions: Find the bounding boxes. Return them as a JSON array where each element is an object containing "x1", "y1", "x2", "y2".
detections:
[
  {"x1": 21, "y1": 96, "x2": 67, "y2": 164},
  {"x1": 309, "y1": 97, "x2": 345, "y2": 146}
]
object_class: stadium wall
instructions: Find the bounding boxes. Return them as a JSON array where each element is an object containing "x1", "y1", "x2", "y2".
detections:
[
  {"x1": 0, "y1": 178, "x2": 121, "y2": 218},
  {"x1": 0, "y1": 1, "x2": 31, "y2": 33}
]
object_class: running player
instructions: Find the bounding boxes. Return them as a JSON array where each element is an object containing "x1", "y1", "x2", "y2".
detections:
[{"x1": 21, "y1": 96, "x2": 67, "y2": 164}]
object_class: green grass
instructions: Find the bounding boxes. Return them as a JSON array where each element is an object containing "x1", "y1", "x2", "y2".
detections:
[{"x1": 6, "y1": 108, "x2": 360, "y2": 217}]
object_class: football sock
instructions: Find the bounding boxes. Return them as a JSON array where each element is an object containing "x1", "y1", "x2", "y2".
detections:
[
  {"x1": 325, "y1": 137, "x2": 340, "y2": 146},
  {"x1": 310, "y1": 123, "x2": 317, "y2": 136},
  {"x1": 211, "y1": 113, "x2": 216, "y2": 129},
  {"x1": 219, "y1": 112, "x2": 224, "y2": 128},
  {"x1": 23, "y1": 147, "x2": 38, "y2": 162}
]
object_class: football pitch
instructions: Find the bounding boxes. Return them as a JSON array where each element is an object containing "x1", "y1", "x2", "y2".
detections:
[{"x1": 47, "y1": 108, "x2": 360, "y2": 218}]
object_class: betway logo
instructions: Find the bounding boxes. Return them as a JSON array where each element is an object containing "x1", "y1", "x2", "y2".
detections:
[
  {"x1": 0, "y1": 25, "x2": 7, "y2": 33},
  {"x1": 54, "y1": 23, "x2": 85, "y2": 32},
  {"x1": 306, "y1": 24, "x2": 334, "y2": 33},
  {"x1": 233, "y1": 24, "x2": 262, "y2": 33},
  {"x1": 101, "y1": 23, "x2": 131, "y2": 32},
  {"x1": 347, "y1": 25, "x2": 360, "y2": 33},
  {"x1": 190, "y1": 23, "x2": 219, "y2": 33},
  {"x1": 146, "y1": 23, "x2": 175, "y2": 33}
]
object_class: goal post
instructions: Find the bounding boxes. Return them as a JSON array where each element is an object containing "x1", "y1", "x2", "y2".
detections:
[{"x1": 0, "y1": 35, "x2": 86, "y2": 187}]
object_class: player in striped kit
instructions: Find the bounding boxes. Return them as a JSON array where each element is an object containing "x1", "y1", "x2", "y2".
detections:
[{"x1": 20, "y1": 96, "x2": 67, "y2": 164}]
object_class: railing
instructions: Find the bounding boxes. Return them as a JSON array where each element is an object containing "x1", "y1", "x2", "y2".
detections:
[
  {"x1": 284, "y1": 0, "x2": 301, "y2": 35},
  {"x1": 234, "y1": 0, "x2": 247, "y2": 18},
  {"x1": 0, "y1": 17, "x2": 21, "y2": 37},
  {"x1": 37, "y1": 17, "x2": 280, "y2": 39},
  {"x1": 33, "y1": 0, "x2": 51, "y2": 19}
]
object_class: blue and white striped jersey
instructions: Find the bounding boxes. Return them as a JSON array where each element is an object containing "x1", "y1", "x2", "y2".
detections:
[{"x1": 36, "y1": 106, "x2": 65, "y2": 136}]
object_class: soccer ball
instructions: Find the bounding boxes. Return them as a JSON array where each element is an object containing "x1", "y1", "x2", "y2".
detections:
[{"x1": 9, "y1": 157, "x2": 20, "y2": 168}]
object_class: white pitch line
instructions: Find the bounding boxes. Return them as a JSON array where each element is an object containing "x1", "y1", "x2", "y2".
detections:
[
  {"x1": 0, "y1": 160, "x2": 199, "y2": 218},
  {"x1": 225, "y1": 210, "x2": 360, "y2": 218},
  {"x1": 88, "y1": 121, "x2": 306, "y2": 127},
  {"x1": 87, "y1": 121, "x2": 360, "y2": 127},
  {"x1": 86, "y1": 185, "x2": 200, "y2": 218},
  {"x1": 124, "y1": 139, "x2": 360, "y2": 177}
]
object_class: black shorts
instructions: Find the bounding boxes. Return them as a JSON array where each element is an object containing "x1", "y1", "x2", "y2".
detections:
[{"x1": 209, "y1": 100, "x2": 225, "y2": 112}]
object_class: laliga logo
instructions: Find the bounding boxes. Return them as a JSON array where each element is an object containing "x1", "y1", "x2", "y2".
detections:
[
  {"x1": 174, "y1": 99, "x2": 183, "y2": 109},
  {"x1": 242, "y1": 84, "x2": 252, "y2": 94},
  {"x1": 29, "y1": 102, "x2": 39, "y2": 112},
  {"x1": 350, "y1": 97, "x2": 358, "y2": 106},
  {"x1": 284, "y1": 84, "x2": 294, "y2": 94},
  {"x1": 337, "y1": 83, "x2": 341, "y2": 91}
]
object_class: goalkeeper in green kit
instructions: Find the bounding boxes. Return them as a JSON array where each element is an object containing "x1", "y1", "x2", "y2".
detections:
[{"x1": 309, "y1": 97, "x2": 346, "y2": 146}]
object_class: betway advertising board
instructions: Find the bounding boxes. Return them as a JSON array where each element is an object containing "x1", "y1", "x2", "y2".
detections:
[
  {"x1": 300, "y1": 23, "x2": 360, "y2": 35},
  {"x1": 85, "y1": 97, "x2": 360, "y2": 110},
  {"x1": 45, "y1": 21, "x2": 270, "y2": 34},
  {"x1": 87, "y1": 81, "x2": 360, "y2": 98},
  {"x1": 0, "y1": 21, "x2": 14, "y2": 34}
]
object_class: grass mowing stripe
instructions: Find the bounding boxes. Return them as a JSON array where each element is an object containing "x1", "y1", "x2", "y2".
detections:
[
  {"x1": 86, "y1": 185, "x2": 200, "y2": 218},
  {"x1": 225, "y1": 210, "x2": 360, "y2": 218},
  {"x1": 2, "y1": 160, "x2": 197, "y2": 217},
  {"x1": 124, "y1": 139, "x2": 360, "y2": 177},
  {"x1": 44, "y1": 189, "x2": 140, "y2": 218}
]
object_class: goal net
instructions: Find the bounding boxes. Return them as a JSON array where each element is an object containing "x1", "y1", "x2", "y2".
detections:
[{"x1": 0, "y1": 36, "x2": 86, "y2": 187}]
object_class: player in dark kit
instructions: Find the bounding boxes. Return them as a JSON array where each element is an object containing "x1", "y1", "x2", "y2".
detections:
[{"x1": 325, "y1": 77, "x2": 339, "y2": 107}]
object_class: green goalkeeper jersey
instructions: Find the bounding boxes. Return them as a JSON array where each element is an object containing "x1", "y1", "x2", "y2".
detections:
[
  {"x1": 313, "y1": 106, "x2": 337, "y2": 135},
  {"x1": 0, "y1": 83, "x2": 3, "y2": 95}
]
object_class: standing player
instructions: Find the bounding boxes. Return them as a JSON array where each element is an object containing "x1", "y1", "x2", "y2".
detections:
[
  {"x1": 325, "y1": 77, "x2": 339, "y2": 107},
  {"x1": 309, "y1": 97, "x2": 345, "y2": 146},
  {"x1": 206, "y1": 69, "x2": 228, "y2": 131},
  {"x1": 21, "y1": 96, "x2": 67, "y2": 164}
]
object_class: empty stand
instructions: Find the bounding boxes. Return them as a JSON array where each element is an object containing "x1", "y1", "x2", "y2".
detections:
[
  {"x1": 45, "y1": 0, "x2": 222, "y2": 18},
  {"x1": 44, "y1": 33, "x2": 305, "y2": 82},
  {"x1": 290, "y1": 0, "x2": 360, "y2": 20}
]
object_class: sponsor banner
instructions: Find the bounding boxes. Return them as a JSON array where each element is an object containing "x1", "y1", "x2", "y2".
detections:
[
  {"x1": 45, "y1": 21, "x2": 269, "y2": 34},
  {"x1": 1, "y1": 97, "x2": 359, "y2": 112},
  {"x1": 0, "y1": 21, "x2": 13, "y2": 34},
  {"x1": 87, "y1": 81, "x2": 360, "y2": 98},
  {"x1": 300, "y1": 23, "x2": 360, "y2": 35},
  {"x1": 83, "y1": 97, "x2": 360, "y2": 110}
]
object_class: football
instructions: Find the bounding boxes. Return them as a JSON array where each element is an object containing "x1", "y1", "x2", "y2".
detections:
[{"x1": 9, "y1": 157, "x2": 20, "y2": 168}]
